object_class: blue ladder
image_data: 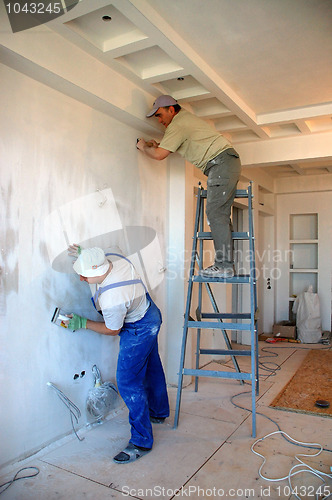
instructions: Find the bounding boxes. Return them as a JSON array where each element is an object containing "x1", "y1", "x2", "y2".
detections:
[{"x1": 173, "y1": 183, "x2": 259, "y2": 437}]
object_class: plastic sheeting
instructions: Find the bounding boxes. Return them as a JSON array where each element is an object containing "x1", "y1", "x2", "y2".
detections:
[
  {"x1": 86, "y1": 365, "x2": 119, "y2": 420},
  {"x1": 86, "y1": 382, "x2": 118, "y2": 420},
  {"x1": 292, "y1": 286, "x2": 322, "y2": 343}
]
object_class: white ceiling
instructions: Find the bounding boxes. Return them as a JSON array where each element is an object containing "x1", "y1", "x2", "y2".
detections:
[{"x1": 3, "y1": 0, "x2": 332, "y2": 178}]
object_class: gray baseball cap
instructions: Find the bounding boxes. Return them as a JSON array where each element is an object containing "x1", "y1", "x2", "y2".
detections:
[{"x1": 146, "y1": 95, "x2": 178, "y2": 117}]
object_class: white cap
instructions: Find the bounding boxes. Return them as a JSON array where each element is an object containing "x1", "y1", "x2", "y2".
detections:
[{"x1": 73, "y1": 248, "x2": 110, "y2": 277}]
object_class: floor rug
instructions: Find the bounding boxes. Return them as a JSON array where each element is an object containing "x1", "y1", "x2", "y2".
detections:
[{"x1": 270, "y1": 349, "x2": 332, "y2": 418}]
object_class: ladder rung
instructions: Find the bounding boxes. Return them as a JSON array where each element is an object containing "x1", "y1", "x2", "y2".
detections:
[
  {"x1": 201, "y1": 313, "x2": 251, "y2": 320},
  {"x1": 183, "y1": 368, "x2": 252, "y2": 381},
  {"x1": 187, "y1": 320, "x2": 251, "y2": 331},
  {"x1": 235, "y1": 189, "x2": 251, "y2": 198},
  {"x1": 200, "y1": 349, "x2": 251, "y2": 356},
  {"x1": 197, "y1": 231, "x2": 249, "y2": 240},
  {"x1": 199, "y1": 189, "x2": 249, "y2": 199},
  {"x1": 193, "y1": 275, "x2": 250, "y2": 284}
]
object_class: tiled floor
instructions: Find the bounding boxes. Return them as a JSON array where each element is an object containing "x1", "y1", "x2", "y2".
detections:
[{"x1": 1, "y1": 343, "x2": 331, "y2": 499}]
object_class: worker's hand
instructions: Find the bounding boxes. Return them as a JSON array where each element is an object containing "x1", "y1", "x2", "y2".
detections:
[
  {"x1": 136, "y1": 138, "x2": 146, "y2": 151},
  {"x1": 67, "y1": 313, "x2": 87, "y2": 331},
  {"x1": 68, "y1": 244, "x2": 82, "y2": 258},
  {"x1": 136, "y1": 138, "x2": 159, "y2": 151}
]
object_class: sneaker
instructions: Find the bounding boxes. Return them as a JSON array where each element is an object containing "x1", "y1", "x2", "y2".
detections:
[{"x1": 200, "y1": 264, "x2": 234, "y2": 278}]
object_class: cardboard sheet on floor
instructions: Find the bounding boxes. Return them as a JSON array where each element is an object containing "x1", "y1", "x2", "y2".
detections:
[{"x1": 270, "y1": 350, "x2": 332, "y2": 417}]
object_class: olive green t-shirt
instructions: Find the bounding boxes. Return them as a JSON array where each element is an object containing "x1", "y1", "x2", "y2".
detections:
[{"x1": 159, "y1": 109, "x2": 231, "y2": 171}]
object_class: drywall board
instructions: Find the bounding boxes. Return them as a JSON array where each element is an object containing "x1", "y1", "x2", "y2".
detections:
[{"x1": 0, "y1": 62, "x2": 169, "y2": 467}]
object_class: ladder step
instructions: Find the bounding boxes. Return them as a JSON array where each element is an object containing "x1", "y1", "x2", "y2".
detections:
[
  {"x1": 200, "y1": 189, "x2": 249, "y2": 199},
  {"x1": 183, "y1": 368, "x2": 252, "y2": 381},
  {"x1": 197, "y1": 231, "x2": 249, "y2": 240},
  {"x1": 200, "y1": 349, "x2": 251, "y2": 356},
  {"x1": 187, "y1": 320, "x2": 251, "y2": 331},
  {"x1": 201, "y1": 313, "x2": 251, "y2": 320},
  {"x1": 193, "y1": 275, "x2": 250, "y2": 284}
]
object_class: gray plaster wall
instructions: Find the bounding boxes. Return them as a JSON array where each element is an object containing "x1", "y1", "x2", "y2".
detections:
[{"x1": 0, "y1": 63, "x2": 170, "y2": 467}]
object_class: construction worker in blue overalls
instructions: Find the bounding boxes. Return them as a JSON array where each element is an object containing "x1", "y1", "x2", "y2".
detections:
[{"x1": 66, "y1": 245, "x2": 169, "y2": 464}]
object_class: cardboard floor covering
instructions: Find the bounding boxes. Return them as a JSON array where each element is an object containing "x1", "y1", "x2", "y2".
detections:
[{"x1": 270, "y1": 349, "x2": 332, "y2": 417}]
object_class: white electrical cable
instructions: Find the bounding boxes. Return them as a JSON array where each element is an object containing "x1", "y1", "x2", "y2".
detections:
[
  {"x1": 229, "y1": 342, "x2": 332, "y2": 500},
  {"x1": 47, "y1": 382, "x2": 84, "y2": 441},
  {"x1": 251, "y1": 430, "x2": 332, "y2": 500},
  {"x1": 0, "y1": 467, "x2": 40, "y2": 496},
  {"x1": 226, "y1": 344, "x2": 332, "y2": 500}
]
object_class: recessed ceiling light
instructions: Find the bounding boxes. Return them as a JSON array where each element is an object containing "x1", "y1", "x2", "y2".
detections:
[{"x1": 102, "y1": 15, "x2": 112, "y2": 21}]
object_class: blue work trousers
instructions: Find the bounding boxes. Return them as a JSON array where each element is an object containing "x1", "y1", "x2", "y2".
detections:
[{"x1": 116, "y1": 297, "x2": 169, "y2": 449}]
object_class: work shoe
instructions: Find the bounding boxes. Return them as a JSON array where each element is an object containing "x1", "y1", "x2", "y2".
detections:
[
  {"x1": 150, "y1": 416, "x2": 166, "y2": 424},
  {"x1": 113, "y1": 442, "x2": 151, "y2": 464},
  {"x1": 200, "y1": 264, "x2": 234, "y2": 278}
]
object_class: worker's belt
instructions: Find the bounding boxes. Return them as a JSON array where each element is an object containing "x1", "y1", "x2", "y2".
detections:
[{"x1": 204, "y1": 147, "x2": 239, "y2": 174}]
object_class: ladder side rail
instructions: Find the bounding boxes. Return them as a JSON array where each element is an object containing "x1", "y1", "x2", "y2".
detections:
[
  {"x1": 248, "y1": 183, "x2": 259, "y2": 397},
  {"x1": 173, "y1": 278, "x2": 194, "y2": 429},
  {"x1": 174, "y1": 187, "x2": 203, "y2": 428},
  {"x1": 195, "y1": 191, "x2": 205, "y2": 392},
  {"x1": 248, "y1": 182, "x2": 257, "y2": 437},
  {"x1": 248, "y1": 183, "x2": 259, "y2": 395},
  {"x1": 248, "y1": 183, "x2": 258, "y2": 314}
]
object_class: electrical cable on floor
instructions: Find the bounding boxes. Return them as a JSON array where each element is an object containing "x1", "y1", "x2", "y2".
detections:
[
  {"x1": 0, "y1": 467, "x2": 40, "y2": 496},
  {"x1": 251, "y1": 431, "x2": 332, "y2": 500},
  {"x1": 258, "y1": 343, "x2": 331, "y2": 378},
  {"x1": 229, "y1": 342, "x2": 332, "y2": 500},
  {"x1": 262, "y1": 344, "x2": 331, "y2": 351},
  {"x1": 231, "y1": 388, "x2": 332, "y2": 453},
  {"x1": 47, "y1": 382, "x2": 84, "y2": 442},
  {"x1": 214, "y1": 351, "x2": 281, "y2": 378},
  {"x1": 231, "y1": 391, "x2": 332, "y2": 499},
  {"x1": 258, "y1": 347, "x2": 281, "y2": 375}
]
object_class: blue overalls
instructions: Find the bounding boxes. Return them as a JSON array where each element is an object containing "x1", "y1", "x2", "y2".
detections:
[{"x1": 92, "y1": 253, "x2": 170, "y2": 449}]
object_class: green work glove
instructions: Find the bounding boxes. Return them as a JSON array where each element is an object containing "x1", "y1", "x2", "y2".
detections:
[
  {"x1": 68, "y1": 314, "x2": 87, "y2": 331},
  {"x1": 68, "y1": 244, "x2": 82, "y2": 257}
]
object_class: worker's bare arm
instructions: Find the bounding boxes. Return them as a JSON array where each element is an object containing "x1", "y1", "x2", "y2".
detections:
[
  {"x1": 86, "y1": 319, "x2": 121, "y2": 336},
  {"x1": 136, "y1": 138, "x2": 171, "y2": 161}
]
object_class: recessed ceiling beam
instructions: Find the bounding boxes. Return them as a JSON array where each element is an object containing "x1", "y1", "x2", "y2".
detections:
[
  {"x1": 295, "y1": 120, "x2": 312, "y2": 134},
  {"x1": 115, "y1": 0, "x2": 269, "y2": 139},
  {"x1": 237, "y1": 129, "x2": 332, "y2": 168},
  {"x1": 289, "y1": 163, "x2": 305, "y2": 175},
  {"x1": 257, "y1": 102, "x2": 332, "y2": 126}
]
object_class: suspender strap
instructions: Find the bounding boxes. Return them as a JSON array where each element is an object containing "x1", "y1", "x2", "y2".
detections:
[
  {"x1": 92, "y1": 253, "x2": 147, "y2": 307},
  {"x1": 93, "y1": 279, "x2": 144, "y2": 302}
]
